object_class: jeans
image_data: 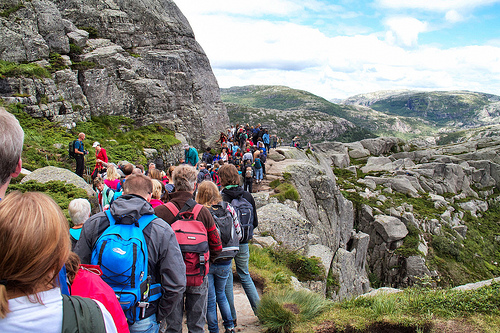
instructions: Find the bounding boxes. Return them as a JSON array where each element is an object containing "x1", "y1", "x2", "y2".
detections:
[
  {"x1": 129, "y1": 314, "x2": 159, "y2": 333},
  {"x1": 254, "y1": 168, "x2": 263, "y2": 181},
  {"x1": 165, "y1": 276, "x2": 208, "y2": 333},
  {"x1": 225, "y1": 243, "x2": 260, "y2": 321},
  {"x1": 207, "y1": 261, "x2": 233, "y2": 333}
]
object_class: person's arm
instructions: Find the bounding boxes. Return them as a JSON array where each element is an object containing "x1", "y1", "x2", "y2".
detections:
[
  {"x1": 157, "y1": 224, "x2": 186, "y2": 322},
  {"x1": 199, "y1": 207, "x2": 222, "y2": 261}
]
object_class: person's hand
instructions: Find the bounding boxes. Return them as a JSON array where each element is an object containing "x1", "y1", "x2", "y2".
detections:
[{"x1": 96, "y1": 159, "x2": 102, "y2": 163}]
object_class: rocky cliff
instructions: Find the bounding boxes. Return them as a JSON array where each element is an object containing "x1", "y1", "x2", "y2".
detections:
[
  {"x1": 254, "y1": 136, "x2": 500, "y2": 300},
  {"x1": 0, "y1": 0, "x2": 228, "y2": 147}
]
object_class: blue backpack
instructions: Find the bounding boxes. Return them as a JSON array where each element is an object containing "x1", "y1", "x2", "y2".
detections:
[{"x1": 91, "y1": 210, "x2": 161, "y2": 323}]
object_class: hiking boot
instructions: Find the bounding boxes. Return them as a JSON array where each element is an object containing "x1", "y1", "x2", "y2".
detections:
[{"x1": 225, "y1": 328, "x2": 235, "y2": 333}]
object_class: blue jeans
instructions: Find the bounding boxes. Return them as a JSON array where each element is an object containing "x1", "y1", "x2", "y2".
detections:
[
  {"x1": 254, "y1": 168, "x2": 263, "y2": 180},
  {"x1": 207, "y1": 261, "x2": 233, "y2": 333},
  {"x1": 225, "y1": 243, "x2": 260, "y2": 321},
  {"x1": 129, "y1": 314, "x2": 159, "y2": 333}
]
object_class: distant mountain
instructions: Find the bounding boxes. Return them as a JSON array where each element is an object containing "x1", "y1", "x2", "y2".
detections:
[
  {"x1": 221, "y1": 85, "x2": 375, "y2": 143},
  {"x1": 343, "y1": 90, "x2": 500, "y2": 127}
]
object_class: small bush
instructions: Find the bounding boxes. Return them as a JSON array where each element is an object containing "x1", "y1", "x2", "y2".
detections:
[
  {"x1": 48, "y1": 53, "x2": 68, "y2": 72},
  {"x1": 71, "y1": 61, "x2": 96, "y2": 71}
]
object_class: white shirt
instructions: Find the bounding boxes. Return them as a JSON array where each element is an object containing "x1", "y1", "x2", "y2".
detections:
[{"x1": 0, "y1": 287, "x2": 117, "y2": 333}]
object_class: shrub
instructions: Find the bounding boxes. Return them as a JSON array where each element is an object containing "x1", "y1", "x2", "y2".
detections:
[
  {"x1": 48, "y1": 53, "x2": 68, "y2": 72},
  {"x1": 269, "y1": 179, "x2": 281, "y2": 188},
  {"x1": 79, "y1": 26, "x2": 99, "y2": 38}
]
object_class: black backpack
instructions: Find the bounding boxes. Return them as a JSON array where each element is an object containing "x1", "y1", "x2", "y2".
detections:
[
  {"x1": 223, "y1": 193, "x2": 254, "y2": 243},
  {"x1": 209, "y1": 202, "x2": 239, "y2": 261},
  {"x1": 68, "y1": 140, "x2": 77, "y2": 159}
]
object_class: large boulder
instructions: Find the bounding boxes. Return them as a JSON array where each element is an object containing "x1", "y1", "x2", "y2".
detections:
[
  {"x1": 372, "y1": 215, "x2": 408, "y2": 243},
  {"x1": 21, "y1": 166, "x2": 95, "y2": 196}
]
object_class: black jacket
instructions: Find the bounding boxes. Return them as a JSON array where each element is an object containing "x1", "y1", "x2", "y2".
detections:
[{"x1": 221, "y1": 186, "x2": 258, "y2": 243}]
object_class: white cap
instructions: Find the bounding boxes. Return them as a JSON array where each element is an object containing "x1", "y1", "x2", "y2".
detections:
[{"x1": 92, "y1": 141, "x2": 100, "y2": 148}]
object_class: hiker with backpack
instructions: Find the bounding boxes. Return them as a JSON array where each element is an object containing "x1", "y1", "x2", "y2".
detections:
[
  {"x1": 202, "y1": 147, "x2": 214, "y2": 165},
  {"x1": 243, "y1": 161, "x2": 254, "y2": 193},
  {"x1": 153, "y1": 164, "x2": 222, "y2": 333},
  {"x1": 218, "y1": 164, "x2": 260, "y2": 321},
  {"x1": 73, "y1": 133, "x2": 88, "y2": 178},
  {"x1": 197, "y1": 163, "x2": 212, "y2": 184},
  {"x1": 196, "y1": 181, "x2": 241, "y2": 333},
  {"x1": 74, "y1": 174, "x2": 187, "y2": 333},
  {"x1": 68, "y1": 198, "x2": 92, "y2": 250},
  {"x1": 94, "y1": 177, "x2": 115, "y2": 211},
  {"x1": 0, "y1": 191, "x2": 117, "y2": 333},
  {"x1": 253, "y1": 153, "x2": 263, "y2": 184}
]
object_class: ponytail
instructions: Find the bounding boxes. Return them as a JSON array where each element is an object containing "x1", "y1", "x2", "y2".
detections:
[{"x1": 0, "y1": 283, "x2": 9, "y2": 318}]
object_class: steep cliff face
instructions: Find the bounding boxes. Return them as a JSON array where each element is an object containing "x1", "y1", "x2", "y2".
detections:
[{"x1": 0, "y1": 0, "x2": 228, "y2": 147}]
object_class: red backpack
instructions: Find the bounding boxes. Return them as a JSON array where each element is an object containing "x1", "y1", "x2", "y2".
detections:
[{"x1": 165, "y1": 200, "x2": 209, "y2": 286}]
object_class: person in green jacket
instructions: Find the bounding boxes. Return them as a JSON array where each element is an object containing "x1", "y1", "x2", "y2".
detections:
[
  {"x1": 183, "y1": 144, "x2": 199, "y2": 168},
  {"x1": 94, "y1": 177, "x2": 114, "y2": 211}
]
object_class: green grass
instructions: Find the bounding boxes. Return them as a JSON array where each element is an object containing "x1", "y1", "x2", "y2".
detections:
[
  {"x1": 0, "y1": 60, "x2": 51, "y2": 79},
  {"x1": 7, "y1": 180, "x2": 89, "y2": 222},
  {"x1": 258, "y1": 289, "x2": 332, "y2": 333},
  {"x1": 267, "y1": 247, "x2": 325, "y2": 282},
  {"x1": 271, "y1": 182, "x2": 300, "y2": 203},
  {"x1": 6, "y1": 103, "x2": 180, "y2": 171}
]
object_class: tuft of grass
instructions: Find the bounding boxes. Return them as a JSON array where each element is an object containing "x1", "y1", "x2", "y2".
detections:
[
  {"x1": 78, "y1": 26, "x2": 99, "y2": 38},
  {"x1": 269, "y1": 179, "x2": 281, "y2": 188},
  {"x1": 258, "y1": 289, "x2": 332, "y2": 332},
  {"x1": 272, "y1": 182, "x2": 300, "y2": 203}
]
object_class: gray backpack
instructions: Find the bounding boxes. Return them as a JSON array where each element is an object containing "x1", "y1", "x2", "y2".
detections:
[{"x1": 209, "y1": 202, "x2": 239, "y2": 261}]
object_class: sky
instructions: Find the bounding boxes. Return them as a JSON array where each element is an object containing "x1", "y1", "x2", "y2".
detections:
[{"x1": 173, "y1": 0, "x2": 500, "y2": 100}]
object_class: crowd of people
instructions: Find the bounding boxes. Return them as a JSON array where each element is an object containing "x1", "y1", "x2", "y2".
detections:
[{"x1": 0, "y1": 108, "x2": 267, "y2": 333}]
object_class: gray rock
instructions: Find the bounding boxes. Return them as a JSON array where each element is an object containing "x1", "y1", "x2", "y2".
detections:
[
  {"x1": 252, "y1": 236, "x2": 278, "y2": 248},
  {"x1": 21, "y1": 166, "x2": 94, "y2": 196},
  {"x1": 257, "y1": 203, "x2": 312, "y2": 250},
  {"x1": 306, "y1": 244, "x2": 334, "y2": 273},
  {"x1": 453, "y1": 277, "x2": 500, "y2": 291},
  {"x1": 405, "y1": 256, "x2": 431, "y2": 284},
  {"x1": 67, "y1": 29, "x2": 89, "y2": 48},
  {"x1": 373, "y1": 215, "x2": 408, "y2": 243}
]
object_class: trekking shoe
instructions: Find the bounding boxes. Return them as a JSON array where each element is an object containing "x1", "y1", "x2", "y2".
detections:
[{"x1": 225, "y1": 328, "x2": 235, "y2": 333}]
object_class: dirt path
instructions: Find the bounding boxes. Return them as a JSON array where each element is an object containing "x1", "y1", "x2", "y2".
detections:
[{"x1": 228, "y1": 282, "x2": 262, "y2": 333}]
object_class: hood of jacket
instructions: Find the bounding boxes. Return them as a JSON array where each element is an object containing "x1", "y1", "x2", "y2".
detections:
[
  {"x1": 221, "y1": 186, "x2": 246, "y2": 200},
  {"x1": 109, "y1": 194, "x2": 154, "y2": 224}
]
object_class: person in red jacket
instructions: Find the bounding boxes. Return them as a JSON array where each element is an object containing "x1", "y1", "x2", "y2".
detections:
[
  {"x1": 154, "y1": 164, "x2": 222, "y2": 333},
  {"x1": 92, "y1": 141, "x2": 108, "y2": 179}
]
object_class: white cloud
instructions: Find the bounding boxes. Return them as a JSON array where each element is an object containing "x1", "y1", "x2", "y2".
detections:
[
  {"x1": 384, "y1": 17, "x2": 428, "y2": 48},
  {"x1": 173, "y1": 0, "x2": 500, "y2": 99},
  {"x1": 445, "y1": 10, "x2": 464, "y2": 23},
  {"x1": 376, "y1": 0, "x2": 500, "y2": 12}
]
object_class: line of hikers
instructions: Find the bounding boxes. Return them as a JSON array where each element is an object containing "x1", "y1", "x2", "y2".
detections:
[{"x1": 0, "y1": 107, "x2": 262, "y2": 333}]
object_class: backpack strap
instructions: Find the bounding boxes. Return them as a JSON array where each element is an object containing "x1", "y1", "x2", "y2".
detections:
[
  {"x1": 165, "y1": 200, "x2": 203, "y2": 221},
  {"x1": 62, "y1": 294, "x2": 106, "y2": 333},
  {"x1": 104, "y1": 210, "x2": 156, "y2": 230}
]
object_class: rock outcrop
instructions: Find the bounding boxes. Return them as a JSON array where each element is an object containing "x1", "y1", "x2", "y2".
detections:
[
  {"x1": 21, "y1": 165, "x2": 95, "y2": 196},
  {"x1": 0, "y1": 0, "x2": 228, "y2": 147}
]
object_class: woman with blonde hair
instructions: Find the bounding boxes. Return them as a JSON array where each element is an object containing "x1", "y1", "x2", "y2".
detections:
[
  {"x1": 0, "y1": 191, "x2": 117, "y2": 332},
  {"x1": 150, "y1": 179, "x2": 164, "y2": 208},
  {"x1": 104, "y1": 164, "x2": 121, "y2": 191},
  {"x1": 196, "y1": 181, "x2": 241, "y2": 333}
]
